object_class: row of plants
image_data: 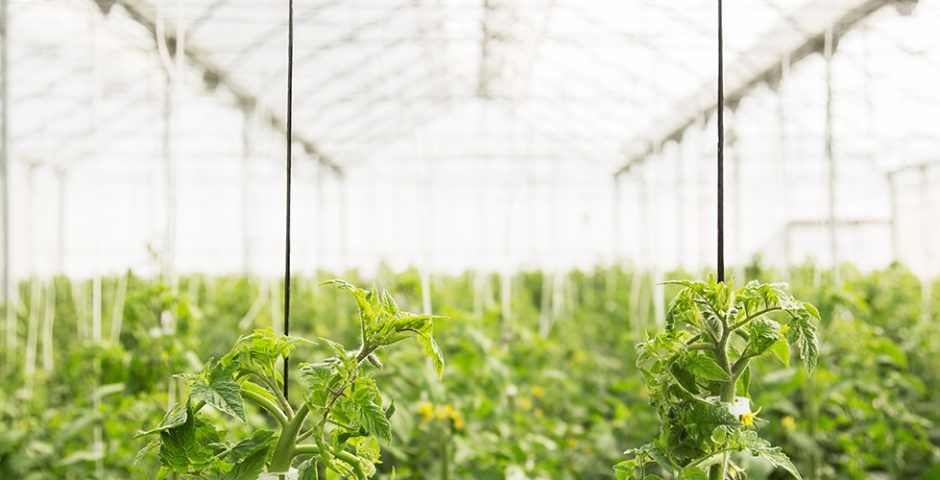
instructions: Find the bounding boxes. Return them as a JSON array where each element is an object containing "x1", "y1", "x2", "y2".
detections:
[{"x1": 0, "y1": 263, "x2": 938, "y2": 478}]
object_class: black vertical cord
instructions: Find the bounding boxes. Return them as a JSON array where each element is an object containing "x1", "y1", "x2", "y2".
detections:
[
  {"x1": 283, "y1": 0, "x2": 294, "y2": 400},
  {"x1": 716, "y1": 0, "x2": 726, "y2": 283}
]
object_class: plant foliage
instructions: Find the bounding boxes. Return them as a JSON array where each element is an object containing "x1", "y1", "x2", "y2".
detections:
[
  {"x1": 616, "y1": 278, "x2": 820, "y2": 480},
  {"x1": 135, "y1": 280, "x2": 445, "y2": 479}
]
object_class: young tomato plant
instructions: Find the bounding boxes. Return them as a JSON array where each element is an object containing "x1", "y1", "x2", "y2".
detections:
[
  {"x1": 136, "y1": 280, "x2": 445, "y2": 479},
  {"x1": 616, "y1": 278, "x2": 820, "y2": 480}
]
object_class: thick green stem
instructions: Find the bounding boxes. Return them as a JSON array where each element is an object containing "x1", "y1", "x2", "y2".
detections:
[
  {"x1": 293, "y1": 445, "x2": 320, "y2": 456},
  {"x1": 242, "y1": 388, "x2": 289, "y2": 427},
  {"x1": 709, "y1": 330, "x2": 736, "y2": 480},
  {"x1": 441, "y1": 433, "x2": 450, "y2": 480},
  {"x1": 269, "y1": 404, "x2": 310, "y2": 472}
]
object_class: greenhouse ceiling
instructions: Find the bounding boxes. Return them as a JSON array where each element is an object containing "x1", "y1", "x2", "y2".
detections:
[
  {"x1": 6, "y1": 0, "x2": 927, "y2": 172},
  {"x1": 2, "y1": 0, "x2": 939, "y2": 276}
]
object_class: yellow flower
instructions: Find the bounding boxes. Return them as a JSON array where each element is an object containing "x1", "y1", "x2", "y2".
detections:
[
  {"x1": 417, "y1": 402, "x2": 435, "y2": 422},
  {"x1": 451, "y1": 410, "x2": 465, "y2": 431},
  {"x1": 781, "y1": 415, "x2": 796, "y2": 431},
  {"x1": 436, "y1": 404, "x2": 455, "y2": 420},
  {"x1": 515, "y1": 397, "x2": 533, "y2": 411},
  {"x1": 530, "y1": 386, "x2": 547, "y2": 398},
  {"x1": 740, "y1": 413, "x2": 754, "y2": 426}
]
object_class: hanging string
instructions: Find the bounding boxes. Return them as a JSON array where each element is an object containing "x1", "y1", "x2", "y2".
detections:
[
  {"x1": 716, "y1": 0, "x2": 726, "y2": 283},
  {"x1": 283, "y1": 0, "x2": 294, "y2": 400}
]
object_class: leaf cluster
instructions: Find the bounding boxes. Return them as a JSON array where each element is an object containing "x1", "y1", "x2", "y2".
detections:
[
  {"x1": 135, "y1": 280, "x2": 445, "y2": 479},
  {"x1": 620, "y1": 278, "x2": 821, "y2": 479}
]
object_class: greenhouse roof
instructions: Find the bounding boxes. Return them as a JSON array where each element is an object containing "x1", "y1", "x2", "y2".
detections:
[{"x1": 3, "y1": 0, "x2": 940, "y2": 276}]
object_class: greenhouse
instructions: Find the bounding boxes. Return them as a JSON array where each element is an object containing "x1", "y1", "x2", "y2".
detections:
[{"x1": 1, "y1": 0, "x2": 939, "y2": 478}]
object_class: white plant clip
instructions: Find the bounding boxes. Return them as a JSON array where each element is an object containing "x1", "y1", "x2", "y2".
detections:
[
  {"x1": 706, "y1": 396, "x2": 752, "y2": 419},
  {"x1": 259, "y1": 469, "x2": 299, "y2": 480}
]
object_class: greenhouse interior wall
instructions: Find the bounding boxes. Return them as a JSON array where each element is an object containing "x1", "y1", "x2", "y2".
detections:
[{"x1": 2, "y1": 0, "x2": 940, "y2": 479}]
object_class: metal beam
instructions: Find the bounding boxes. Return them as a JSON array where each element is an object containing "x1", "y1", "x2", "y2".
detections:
[
  {"x1": 614, "y1": 0, "x2": 898, "y2": 177},
  {"x1": 103, "y1": 0, "x2": 343, "y2": 175}
]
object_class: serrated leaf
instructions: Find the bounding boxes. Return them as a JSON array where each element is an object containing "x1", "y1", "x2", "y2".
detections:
[
  {"x1": 158, "y1": 405, "x2": 223, "y2": 471},
  {"x1": 686, "y1": 354, "x2": 731, "y2": 382},
  {"x1": 744, "y1": 436, "x2": 803, "y2": 480},
  {"x1": 226, "y1": 429, "x2": 275, "y2": 464},
  {"x1": 188, "y1": 361, "x2": 246, "y2": 422},
  {"x1": 136, "y1": 403, "x2": 188, "y2": 438},
  {"x1": 787, "y1": 315, "x2": 819, "y2": 371},
  {"x1": 748, "y1": 318, "x2": 782, "y2": 355},
  {"x1": 415, "y1": 330, "x2": 445, "y2": 379},
  {"x1": 355, "y1": 399, "x2": 392, "y2": 442},
  {"x1": 221, "y1": 446, "x2": 269, "y2": 480}
]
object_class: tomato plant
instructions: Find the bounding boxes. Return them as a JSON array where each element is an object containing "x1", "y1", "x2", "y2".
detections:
[
  {"x1": 135, "y1": 280, "x2": 445, "y2": 479},
  {"x1": 617, "y1": 278, "x2": 820, "y2": 480}
]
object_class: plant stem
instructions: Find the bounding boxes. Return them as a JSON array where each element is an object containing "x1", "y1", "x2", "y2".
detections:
[
  {"x1": 242, "y1": 388, "x2": 289, "y2": 427},
  {"x1": 269, "y1": 403, "x2": 310, "y2": 472},
  {"x1": 709, "y1": 325, "x2": 736, "y2": 480},
  {"x1": 441, "y1": 432, "x2": 450, "y2": 480}
]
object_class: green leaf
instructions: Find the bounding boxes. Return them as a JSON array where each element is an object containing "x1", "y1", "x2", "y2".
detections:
[
  {"x1": 158, "y1": 405, "x2": 223, "y2": 471},
  {"x1": 671, "y1": 363, "x2": 700, "y2": 394},
  {"x1": 221, "y1": 328, "x2": 308, "y2": 381},
  {"x1": 226, "y1": 430, "x2": 275, "y2": 464},
  {"x1": 748, "y1": 318, "x2": 782, "y2": 355},
  {"x1": 770, "y1": 339, "x2": 791, "y2": 366},
  {"x1": 415, "y1": 330, "x2": 445, "y2": 379},
  {"x1": 787, "y1": 315, "x2": 819, "y2": 371},
  {"x1": 298, "y1": 458, "x2": 320, "y2": 480},
  {"x1": 221, "y1": 445, "x2": 269, "y2": 480},
  {"x1": 136, "y1": 403, "x2": 189, "y2": 437},
  {"x1": 744, "y1": 436, "x2": 803, "y2": 480},
  {"x1": 686, "y1": 353, "x2": 731, "y2": 382},
  {"x1": 186, "y1": 361, "x2": 246, "y2": 422},
  {"x1": 680, "y1": 467, "x2": 709, "y2": 480},
  {"x1": 736, "y1": 365, "x2": 751, "y2": 396},
  {"x1": 711, "y1": 426, "x2": 728, "y2": 444},
  {"x1": 135, "y1": 438, "x2": 160, "y2": 465},
  {"x1": 354, "y1": 396, "x2": 392, "y2": 442}
]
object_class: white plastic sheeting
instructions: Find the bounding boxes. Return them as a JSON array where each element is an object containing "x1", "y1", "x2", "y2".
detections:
[{"x1": 1, "y1": 0, "x2": 939, "y2": 278}]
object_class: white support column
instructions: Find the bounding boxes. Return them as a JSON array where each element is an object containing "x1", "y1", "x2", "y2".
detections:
[
  {"x1": 55, "y1": 168, "x2": 67, "y2": 274},
  {"x1": 0, "y1": 0, "x2": 9, "y2": 304},
  {"x1": 674, "y1": 144, "x2": 684, "y2": 267},
  {"x1": 240, "y1": 106, "x2": 254, "y2": 274},
  {"x1": 777, "y1": 56, "x2": 792, "y2": 277},
  {"x1": 824, "y1": 26, "x2": 838, "y2": 273},
  {"x1": 612, "y1": 176, "x2": 622, "y2": 265}
]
